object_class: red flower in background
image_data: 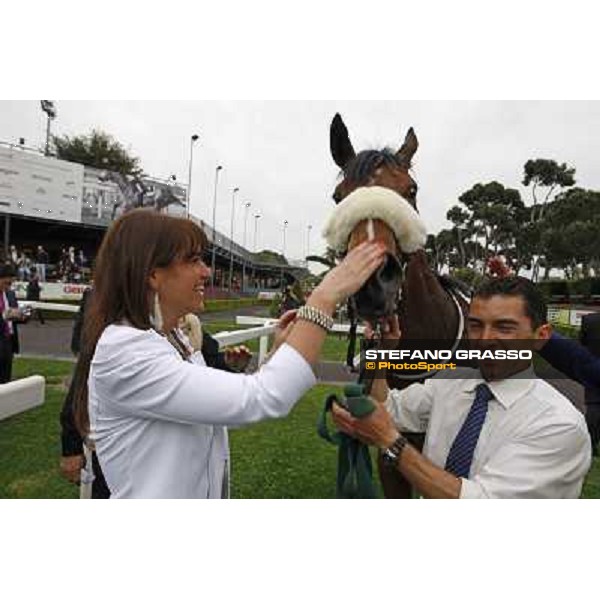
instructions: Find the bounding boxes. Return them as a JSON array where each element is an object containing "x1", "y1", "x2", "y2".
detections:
[{"x1": 487, "y1": 256, "x2": 512, "y2": 278}]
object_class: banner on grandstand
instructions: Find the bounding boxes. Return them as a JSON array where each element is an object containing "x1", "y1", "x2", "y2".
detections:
[
  {"x1": 81, "y1": 167, "x2": 187, "y2": 227},
  {"x1": 0, "y1": 146, "x2": 83, "y2": 223},
  {"x1": 81, "y1": 166, "x2": 124, "y2": 227},
  {"x1": 12, "y1": 281, "x2": 89, "y2": 301}
]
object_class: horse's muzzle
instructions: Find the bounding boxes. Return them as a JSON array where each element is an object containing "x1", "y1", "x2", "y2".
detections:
[{"x1": 352, "y1": 253, "x2": 403, "y2": 322}]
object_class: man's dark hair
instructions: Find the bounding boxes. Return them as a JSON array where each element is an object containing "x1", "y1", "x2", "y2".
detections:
[{"x1": 473, "y1": 276, "x2": 547, "y2": 329}]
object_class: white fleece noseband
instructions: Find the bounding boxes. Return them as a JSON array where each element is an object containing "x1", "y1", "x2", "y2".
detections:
[{"x1": 322, "y1": 186, "x2": 427, "y2": 253}]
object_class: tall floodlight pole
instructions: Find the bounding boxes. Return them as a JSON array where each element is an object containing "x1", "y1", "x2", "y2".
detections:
[
  {"x1": 40, "y1": 101, "x2": 57, "y2": 156},
  {"x1": 242, "y1": 201, "x2": 251, "y2": 293},
  {"x1": 210, "y1": 165, "x2": 223, "y2": 288},
  {"x1": 186, "y1": 133, "x2": 199, "y2": 218},
  {"x1": 281, "y1": 219, "x2": 289, "y2": 290},
  {"x1": 253, "y1": 213, "x2": 261, "y2": 291},
  {"x1": 228, "y1": 187, "x2": 240, "y2": 292},
  {"x1": 306, "y1": 224, "x2": 313, "y2": 266}
]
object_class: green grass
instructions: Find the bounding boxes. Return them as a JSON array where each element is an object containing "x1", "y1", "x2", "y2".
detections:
[
  {"x1": 229, "y1": 385, "x2": 345, "y2": 498},
  {"x1": 203, "y1": 298, "x2": 271, "y2": 313},
  {"x1": 0, "y1": 358, "x2": 76, "y2": 499},
  {"x1": 1, "y1": 357, "x2": 599, "y2": 499},
  {"x1": 581, "y1": 456, "x2": 600, "y2": 499},
  {"x1": 12, "y1": 357, "x2": 73, "y2": 383}
]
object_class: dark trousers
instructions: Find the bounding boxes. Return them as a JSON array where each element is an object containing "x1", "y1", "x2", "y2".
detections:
[
  {"x1": 0, "y1": 337, "x2": 14, "y2": 384},
  {"x1": 91, "y1": 451, "x2": 111, "y2": 499}
]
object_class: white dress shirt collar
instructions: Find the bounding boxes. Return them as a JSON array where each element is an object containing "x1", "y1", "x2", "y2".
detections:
[{"x1": 461, "y1": 365, "x2": 536, "y2": 410}]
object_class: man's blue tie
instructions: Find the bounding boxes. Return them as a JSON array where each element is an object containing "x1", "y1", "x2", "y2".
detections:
[{"x1": 445, "y1": 383, "x2": 493, "y2": 478}]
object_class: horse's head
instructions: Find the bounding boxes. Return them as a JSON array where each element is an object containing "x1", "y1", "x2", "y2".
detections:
[
  {"x1": 325, "y1": 114, "x2": 425, "y2": 323},
  {"x1": 330, "y1": 113, "x2": 419, "y2": 206}
]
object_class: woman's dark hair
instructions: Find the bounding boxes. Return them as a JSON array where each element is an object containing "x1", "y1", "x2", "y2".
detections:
[{"x1": 72, "y1": 209, "x2": 208, "y2": 435}]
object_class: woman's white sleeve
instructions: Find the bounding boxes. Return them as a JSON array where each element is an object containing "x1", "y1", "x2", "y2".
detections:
[{"x1": 93, "y1": 341, "x2": 317, "y2": 426}]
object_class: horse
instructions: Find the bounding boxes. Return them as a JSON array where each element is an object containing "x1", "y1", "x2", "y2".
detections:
[
  {"x1": 98, "y1": 172, "x2": 185, "y2": 216},
  {"x1": 326, "y1": 113, "x2": 470, "y2": 498},
  {"x1": 98, "y1": 171, "x2": 147, "y2": 218},
  {"x1": 150, "y1": 184, "x2": 186, "y2": 212}
]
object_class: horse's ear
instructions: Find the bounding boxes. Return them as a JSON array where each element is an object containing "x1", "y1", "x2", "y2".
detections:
[
  {"x1": 396, "y1": 127, "x2": 418, "y2": 167},
  {"x1": 330, "y1": 113, "x2": 356, "y2": 169}
]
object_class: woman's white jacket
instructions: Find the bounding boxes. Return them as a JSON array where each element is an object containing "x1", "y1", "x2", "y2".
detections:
[{"x1": 89, "y1": 324, "x2": 316, "y2": 498}]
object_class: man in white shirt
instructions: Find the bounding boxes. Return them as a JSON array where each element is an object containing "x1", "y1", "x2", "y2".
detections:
[{"x1": 332, "y1": 276, "x2": 592, "y2": 499}]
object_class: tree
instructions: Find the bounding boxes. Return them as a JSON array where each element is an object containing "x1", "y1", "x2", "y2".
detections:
[
  {"x1": 427, "y1": 229, "x2": 460, "y2": 272},
  {"x1": 522, "y1": 159, "x2": 576, "y2": 280},
  {"x1": 523, "y1": 158, "x2": 576, "y2": 221},
  {"x1": 254, "y1": 249, "x2": 288, "y2": 265},
  {"x1": 53, "y1": 129, "x2": 142, "y2": 176},
  {"x1": 457, "y1": 181, "x2": 526, "y2": 273},
  {"x1": 306, "y1": 246, "x2": 337, "y2": 270},
  {"x1": 540, "y1": 188, "x2": 600, "y2": 278},
  {"x1": 446, "y1": 206, "x2": 469, "y2": 268}
]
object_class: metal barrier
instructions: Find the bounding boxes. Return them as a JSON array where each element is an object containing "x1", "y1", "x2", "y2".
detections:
[
  {"x1": 20, "y1": 300, "x2": 79, "y2": 313},
  {"x1": 18, "y1": 302, "x2": 362, "y2": 366},
  {"x1": 234, "y1": 316, "x2": 365, "y2": 366}
]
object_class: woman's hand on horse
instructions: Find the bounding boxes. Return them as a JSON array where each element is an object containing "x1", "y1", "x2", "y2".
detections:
[{"x1": 312, "y1": 241, "x2": 386, "y2": 312}]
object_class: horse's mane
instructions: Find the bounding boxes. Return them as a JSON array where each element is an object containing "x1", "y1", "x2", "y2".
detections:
[
  {"x1": 437, "y1": 273, "x2": 472, "y2": 299},
  {"x1": 341, "y1": 148, "x2": 409, "y2": 184}
]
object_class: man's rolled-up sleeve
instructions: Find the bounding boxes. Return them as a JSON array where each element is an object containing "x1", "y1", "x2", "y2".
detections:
[{"x1": 385, "y1": 381, "x2": 435, "y2": 433}]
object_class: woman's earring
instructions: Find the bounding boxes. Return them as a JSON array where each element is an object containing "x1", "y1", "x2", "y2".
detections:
[{"x1": 150, "y1": 292, "x2": 164, "y2": 331}]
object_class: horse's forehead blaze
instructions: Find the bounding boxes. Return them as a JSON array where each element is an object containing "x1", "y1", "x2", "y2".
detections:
[
  {"x1": 371, "y1": 167, "x2": 415, "y2": 201},
  {"x1": 347, "y1": 219, "x2": 398, "y2": 255}
]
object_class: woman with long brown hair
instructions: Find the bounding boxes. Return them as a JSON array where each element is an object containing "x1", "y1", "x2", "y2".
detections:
[{"x1": 72, "y1": 209, "x2": 385, "y2": 498}]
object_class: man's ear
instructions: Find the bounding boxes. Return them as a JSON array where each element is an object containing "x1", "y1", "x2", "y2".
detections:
[
  {"x1": 532, "y1": 323, "x2": 552, "y2": 350},
  {"x1": 537, "y1": 323, "x2": 552, "y2": 340}
]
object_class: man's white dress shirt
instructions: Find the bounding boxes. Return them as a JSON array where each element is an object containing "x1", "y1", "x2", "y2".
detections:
[
  {"x1": 89, "y1": 324, "x2": 316, "y2": 499},
  {"x1": 385, "y1": 367, "x2": 592, "y2": 498}
]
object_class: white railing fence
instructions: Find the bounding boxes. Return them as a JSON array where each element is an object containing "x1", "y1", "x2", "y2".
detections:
[{"x1": 18, "y1": 302, "x2": 363, "y2": 365}]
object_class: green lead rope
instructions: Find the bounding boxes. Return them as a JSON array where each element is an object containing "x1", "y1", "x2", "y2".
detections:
[{"x1": 317, "y1": 383, "x2": 379, "y2": 499}]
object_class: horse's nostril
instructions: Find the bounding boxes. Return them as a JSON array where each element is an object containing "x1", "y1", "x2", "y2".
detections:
[{"x1": 377, "y1": 255, "x2": 403, "y2": 282}]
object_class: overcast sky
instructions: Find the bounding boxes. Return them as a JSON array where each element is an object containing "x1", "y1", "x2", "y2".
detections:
[{"x1": 2, "y1": 100, "x2": 600, "y2": 268}]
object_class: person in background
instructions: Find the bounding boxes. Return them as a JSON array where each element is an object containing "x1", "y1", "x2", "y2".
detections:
[
  {"x1": 279, "y1": 282, "x2": 304, "y2": 316},
  {"x1": 539, "y1": 315, "x2": 600, "y2": 457},
  {"x1": 0, "y1": 264, "x2": 28, "y2": 384},
  {"x1": 9, "y1": 245, "x2": 18, "y2": 268},
  {"x1": 25, "y1": 273, "x2": 44, "y2": 325},
  {"x1": 35, "y1": 246, "x2": 49, "y2": 282},
  {"x1": 58, "y1": 288, "x2": 108, "y2": 496},
  {"x1": 580, "y1": 313, "x2": 600, "y2": 456},
  {"x1": 17, "y1": 251, "x2": 31, "y2": 281}
]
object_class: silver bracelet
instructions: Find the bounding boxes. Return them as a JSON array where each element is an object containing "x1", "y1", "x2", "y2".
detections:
[{"x1": 297, "y1": 304, "x2": 334, "y2": 331}]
